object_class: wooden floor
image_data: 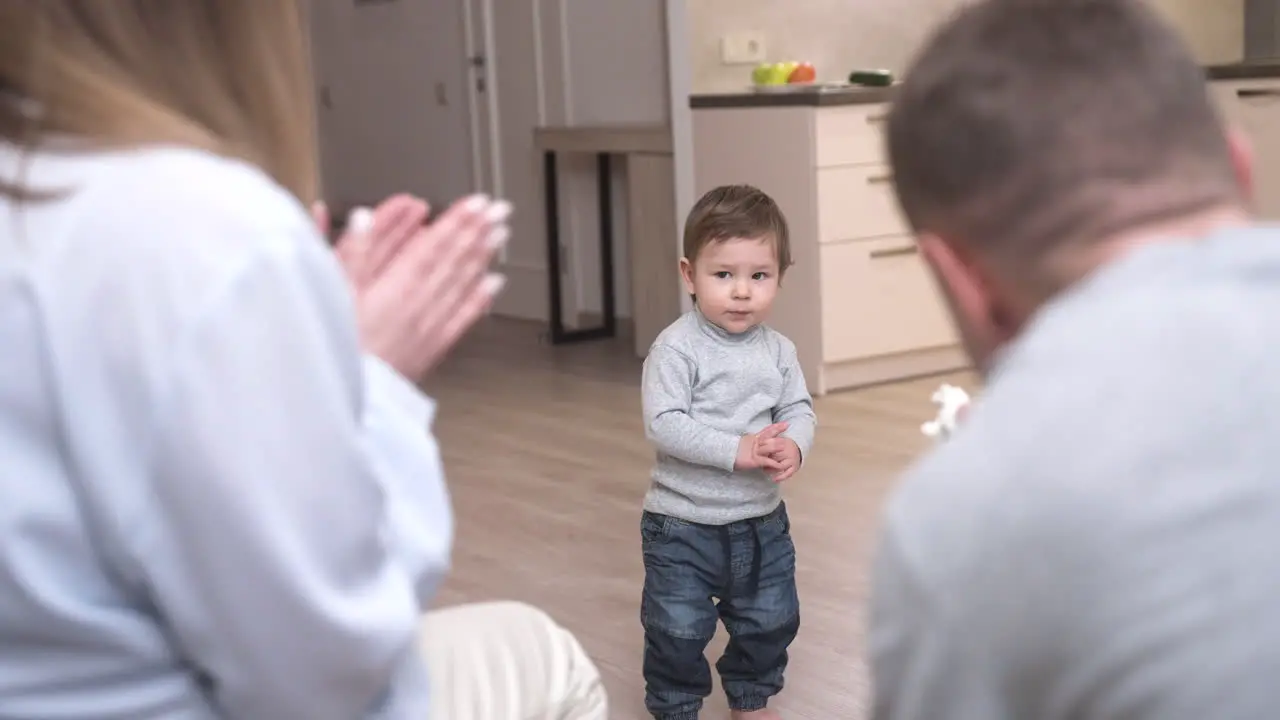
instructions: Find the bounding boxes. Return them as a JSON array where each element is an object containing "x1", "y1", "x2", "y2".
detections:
[{"x1": 425, "y1": 317, "x2": 976, "y2": 719}]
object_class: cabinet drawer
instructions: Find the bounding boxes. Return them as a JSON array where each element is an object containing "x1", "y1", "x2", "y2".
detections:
[
  {"x1": 814, "y1": 105, "x2": 889, "y2": 167},
  {"x1": 820, "y1": 237, "x2": 958, "y2": 362},
  {"x1": 816, "y1": 165, "x2": 907, "y2": 242},
  {"x1": 1210, "y1": 80, "x2": 1280, "y2": 121}
]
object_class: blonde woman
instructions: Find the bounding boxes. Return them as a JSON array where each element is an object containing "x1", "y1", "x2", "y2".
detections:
[{"x1": 0, "y1": 3, "x2": 606, "y2": 719}]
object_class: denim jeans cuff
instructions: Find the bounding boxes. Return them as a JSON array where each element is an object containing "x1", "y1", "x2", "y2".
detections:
[
  {"x1": 729, "y1": 695, "x2": 769, "y2": 712},
  {"x1": 656, "y1": 713, "x2": 699, "y2": 720}
]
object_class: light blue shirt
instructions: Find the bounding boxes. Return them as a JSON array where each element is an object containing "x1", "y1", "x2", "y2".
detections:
[{"x1": 0, "y1": 144, "x2": 452, "y2": 718}]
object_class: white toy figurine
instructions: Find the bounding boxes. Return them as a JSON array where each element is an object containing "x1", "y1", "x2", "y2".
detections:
[{"x1": 921, "y1": 383, "x2": 971, "y2": 441}]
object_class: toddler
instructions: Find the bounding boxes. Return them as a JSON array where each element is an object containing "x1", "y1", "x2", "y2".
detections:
[{"x1": 639, "y1": 184, "x2": 816, "y2": 720}]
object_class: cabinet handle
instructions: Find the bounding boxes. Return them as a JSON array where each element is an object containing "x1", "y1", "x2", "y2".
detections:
[
  {"x1": 867, "y1": 113, "x2": 887, "y2": 124},
  {"x1": 867, "y1": 174, "x2": 894, "y2": 185},
  {"x1": 869, "y1": 244, "x2": 918, "y2": 259},
  {"x1": 1237, "y1": 88, "x2": 1280, "y2": 99}
]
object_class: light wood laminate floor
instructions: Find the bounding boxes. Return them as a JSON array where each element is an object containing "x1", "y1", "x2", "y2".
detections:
[{"x1": 425, "y1": 317, "x2": 977, "y2": 719}]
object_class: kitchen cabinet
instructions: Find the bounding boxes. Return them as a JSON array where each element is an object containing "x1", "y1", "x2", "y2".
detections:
[
  {"x1": 684, "y1": 73, "x2": 1280, "y2": 394},
  {"x1": 1211, "y1": 79, "x2": 1280, "y2": 220},
  {"x1": 691, "y1": 97, "x2": 966, "y2": 395}
]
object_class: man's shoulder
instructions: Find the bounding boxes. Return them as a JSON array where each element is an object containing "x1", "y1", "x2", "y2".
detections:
[
  {"x1": 881, "y1": 425, "x2": 1032, "y2": 590},
  {"x1": 883, "y1": 258, "x2": 1278, "y2": 587},
  {"x1": 882, "y1": 350, "x2": 1138, "y2": 588}
]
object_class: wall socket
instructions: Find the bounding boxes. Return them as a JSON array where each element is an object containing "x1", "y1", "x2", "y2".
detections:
[{"x1": 720, "y1": 32, "x2": 766, "y2": 65}]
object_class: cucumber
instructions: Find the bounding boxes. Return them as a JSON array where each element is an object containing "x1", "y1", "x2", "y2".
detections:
[{"x1": 848, "y1": 69, "x2": 894, "y2": 87}]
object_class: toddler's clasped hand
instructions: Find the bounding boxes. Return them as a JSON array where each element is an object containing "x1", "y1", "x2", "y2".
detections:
[{"x1": 735, "y1": 422, "x2": 802, "y2": 483}]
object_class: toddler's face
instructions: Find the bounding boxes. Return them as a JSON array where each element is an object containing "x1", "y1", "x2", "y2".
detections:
[{"x1": 679, "y1": 235, "x2": 780, "y2": 334}]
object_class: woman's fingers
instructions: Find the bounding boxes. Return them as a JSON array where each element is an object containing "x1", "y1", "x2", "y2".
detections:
[
  {"x1": 351, "y1": 190, "x2": 512, "y2": 379},
  {"x1": 410, "y1": 196, "x2": 509, "y2": 280},
  {"x1": 409, "y1": 199, "x2": 508, "y2": 309},
  {"x1": 425, "y1": 275, "x2": 505, "y2": 370},
  {"x1": 334, "y1": 206, "x2": 376, "y2": 285},
  {"x1": 333, "y1": 195, "x2": 425, "y2": 286},
  {"x1": 311, "y1": 201, "x2": 330, "y2": 237},
  {"x1": 435, "y1": 202, "x2": 509, "y2": 284},
  {"x1": 364, "y1": 194, "x2": 430, "y2": 276},
  {"x1": 415, "y1": 246, "x2": 493, "y2": 334},
  {"x1": 409, "y1": 217, "x2": 506, "y2": 359},
  {"x1": 397, "y1": 194, "x2": 489, "y2": 273}
]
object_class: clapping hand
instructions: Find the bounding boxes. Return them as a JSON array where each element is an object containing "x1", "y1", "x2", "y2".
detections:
[
  {"x1": 314, "y1": 194, "x2": 430, "y2": 291},
  {"x1": 314, "y1": 193, "x2": 511, "y2": 381}
]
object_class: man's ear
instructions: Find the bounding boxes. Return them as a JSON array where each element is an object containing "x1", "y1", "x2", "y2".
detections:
[
  {"x1": 917, "y1": 233, "x2": 987, "y2": 323},
  {"x1": 1226, "y1": 125, "x2": 1255, "y2": 206},
  {"x1": 678, "y1": 257, "x2": 696, "y2": 296}
]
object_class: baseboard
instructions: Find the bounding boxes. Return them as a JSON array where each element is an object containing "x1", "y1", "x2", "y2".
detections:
[
  {"x1": 491, "y1": 262, "x2": 548, "y2": 321},
  {"x1": 490, "y1": 265, "x2": 637, "y2": 338},
  {"x1": 574, "y1": 312, "x2": 635, "y2": 339},
  {"x1": 818, "y1": 345, "x2": 971, "y2": 395}
]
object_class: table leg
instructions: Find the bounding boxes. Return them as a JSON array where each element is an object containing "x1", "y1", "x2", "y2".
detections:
[{"x1": 543, "y1": 150, "x2": 618, "y2": 344}]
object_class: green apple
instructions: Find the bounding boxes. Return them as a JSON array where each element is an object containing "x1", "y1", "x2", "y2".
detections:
[
  {"x1": 752, "y1": 62, "x2": 796, "y2": 86},
  {"x1": 751, "y1": 63, "x2": 774, "y2": 85}
]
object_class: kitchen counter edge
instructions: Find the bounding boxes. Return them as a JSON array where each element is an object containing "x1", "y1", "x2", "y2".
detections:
[{"x1": 690, "y1": 63, "x2": 1280, "y2": 110}]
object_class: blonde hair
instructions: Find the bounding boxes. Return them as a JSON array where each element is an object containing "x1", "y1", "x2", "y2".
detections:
[{"x1": 0, "y1": 1, "x2": 318, "y2": 203}]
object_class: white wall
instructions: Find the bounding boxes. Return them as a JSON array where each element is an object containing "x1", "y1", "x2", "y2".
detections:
[
  {"x1": 686, "y1": 0, "x2": 1245, "y2": 94},
  {"x1": 1150, "y1": 0, "x2": 1245, "y2": 63}
]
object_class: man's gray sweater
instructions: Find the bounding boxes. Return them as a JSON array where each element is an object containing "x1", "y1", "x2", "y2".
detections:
[{"x1": 870, "y1": 226, "x2": 1280, "y2": 720}]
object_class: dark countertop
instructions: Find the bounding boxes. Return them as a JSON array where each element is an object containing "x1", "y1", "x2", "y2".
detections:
[
  {"x1": 1204, "y1": 61, "x2": 1280, "y2": 81},
  {"x1": 690, "y1": 85, "x2": 895, "y2": 109},
  {"x1": 690, "y1": 62, "x2": 1280, "y2": 110}
]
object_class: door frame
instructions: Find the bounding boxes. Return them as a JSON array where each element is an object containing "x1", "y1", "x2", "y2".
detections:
[{"x1": 664, "y1": 0, "x2": 696, "y2": 315}]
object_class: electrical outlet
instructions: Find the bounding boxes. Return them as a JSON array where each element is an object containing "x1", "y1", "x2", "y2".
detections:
[{"x1": 720, "y1": 32, "x2": 766, "y2": 65}]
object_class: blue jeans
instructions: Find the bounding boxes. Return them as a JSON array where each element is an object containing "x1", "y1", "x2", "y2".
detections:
[{"x1": 639, "y1": 502, "x2": 800, "y2": 720}]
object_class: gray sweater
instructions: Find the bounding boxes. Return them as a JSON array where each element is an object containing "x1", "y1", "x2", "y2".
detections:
[
  {"x1": 870, "y1": 225, "x2": 1280, "y2": 720},
  {"x1": 641, "y1": 309, "x2": 816, "y2": 525}
]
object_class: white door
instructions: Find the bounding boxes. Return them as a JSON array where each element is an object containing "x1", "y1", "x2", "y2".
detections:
[{"x1": 310, "y1": 0, "x2": 477, "y2": 214}]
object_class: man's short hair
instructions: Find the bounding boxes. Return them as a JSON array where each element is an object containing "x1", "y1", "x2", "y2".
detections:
[
  {"x1": 683, "y1": 184, "x2": 793, "y2": 274},
  {"x1": 887, "y1": 0, "x2": 1240, "y2": 269}
]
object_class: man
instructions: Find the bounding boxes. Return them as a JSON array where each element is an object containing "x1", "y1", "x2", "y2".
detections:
[{"x1": 869, "y1": 0, "x2": 1280, "y2": 718}]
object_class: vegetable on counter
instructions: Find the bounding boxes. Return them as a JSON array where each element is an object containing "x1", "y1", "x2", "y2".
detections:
[{"x1": 848, "y1": 69, "x2": 894, "y2": 87}]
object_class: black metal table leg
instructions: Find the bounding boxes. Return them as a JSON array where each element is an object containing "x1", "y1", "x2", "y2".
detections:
[
  {"x1": 543, "y1": 150, "x2": 567, "y2": 341},
  {"x1": 543, "y1": 150, "x2": 618, "y2": 344},
  {"x1": 596, "y1": 152, "x2": 618, "y2": 339}
]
